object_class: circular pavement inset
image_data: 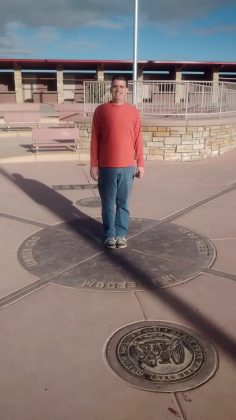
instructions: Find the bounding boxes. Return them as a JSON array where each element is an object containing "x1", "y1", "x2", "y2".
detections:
[
  {"x1": 105, "y1": 321, "x2": 218, "y2": 392},
  {"x1": 18, "y1": 218, "x2": 215, "y2": 291},
  {"x1": 76, "y1": 196, "x2": 101, "y2": 207}
]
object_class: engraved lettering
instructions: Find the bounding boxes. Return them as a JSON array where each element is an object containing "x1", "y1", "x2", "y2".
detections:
[
  {"x1": 196, "y1": 241, "x2": 209, "y2": 256},
  {"x1": 117, "y1": 282, "x2": 127, "y2": 289},
  {"x1": 161, "y1": 274, "x2": 177, "y2": 283},
  {"x1": 80, "y1": 281, "x2": 137, "y2": 289},
  {"x1": 96, "y1": 282, "x2": 106, "y2": 288},
  {"x1": 126, "y1": 282, "x2": 136, "y2": 288},
  {"x1": 179, "y1": 228, "x2": 200, "y2": 240},
  {"x1": 107, "y1": 283, "x2": 116, "y2": 288},
  {"x1": 21, "y1": 236, "x2": 40, "y2": 267},
  {"x1": 81, "y1": 280, "x2": 96, "y2": 288}
]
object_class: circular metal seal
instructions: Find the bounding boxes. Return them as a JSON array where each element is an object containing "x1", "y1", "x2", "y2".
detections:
[
  {"x1": 18, "y1": 219, "x2": 215, "y2": 291},
  {"x1": 106, "y1": 321, "x2": 218, "y2": 392},
  {"x1": 76, "y1": 196, "x2": 101, "y2": 207}
]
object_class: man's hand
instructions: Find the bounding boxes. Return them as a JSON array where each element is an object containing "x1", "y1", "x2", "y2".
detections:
[
  {"x1": 135, "y1": 166, "x2": 145, "y2": 179},
  {"x1": 90, "y1": 166, "x2": 99, "y2": 181}
]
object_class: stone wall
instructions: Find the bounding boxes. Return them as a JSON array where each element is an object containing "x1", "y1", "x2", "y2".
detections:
[{"x1": 77, "y1": 116, "x2": 236, "y2": 162}]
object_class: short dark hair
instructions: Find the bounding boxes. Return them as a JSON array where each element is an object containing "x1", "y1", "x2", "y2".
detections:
[{"x1": 111, "y1": 75, "x2": 128, "y2": 87}]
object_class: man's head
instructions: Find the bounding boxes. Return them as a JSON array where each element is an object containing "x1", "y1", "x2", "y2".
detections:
[{"x1": 110, "y1": 75, "x2": 128, "y2": 104}]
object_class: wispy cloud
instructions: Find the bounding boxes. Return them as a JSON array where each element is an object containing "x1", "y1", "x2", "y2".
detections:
[
  {"x1": 64, "y1": 38, "x2": 100, "y2": 52},
  {"x1": 86, "y1": 20, "x2": 123, "y2": 30},
  {"x1": 0, "y1": 48, "x2": 32, "y2": 56},
  {"x1": 193, "y1": 24, "x2": 236, "y2": 36},
  {"x1": 0, "y1": 23, "x2": 32, "y2": 56},
  {"x1": 0, "y1": 23, "x2": 100, "y2": 57},
  {"x1": 0, "y1": 0, "x2": 235, "y2": 30},
  {"x1": 0, "y1": 0, "x2": 235, "y2": 59}
]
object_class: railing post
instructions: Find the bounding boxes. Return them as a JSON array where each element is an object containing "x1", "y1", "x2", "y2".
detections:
[
  {"x1": 185, "y1": 81, "x2": 189, "y2": 120},
  {"x1": 201, "y1": 83, "x2": 205, "y2": 113},
  {"x1": 83, "y1": 81, "x2": 86, "y2": 117},
  {"x1": 219, "y1": 82, "x2": 223, "y2": 118}
]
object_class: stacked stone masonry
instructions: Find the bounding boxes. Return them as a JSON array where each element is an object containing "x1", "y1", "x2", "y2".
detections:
[{"x1": 77, "y1": 117, "x2": 236, "y2": 162}]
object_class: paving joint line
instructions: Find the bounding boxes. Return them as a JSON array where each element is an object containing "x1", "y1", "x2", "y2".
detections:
[
  {"x1": 0, "y1": 251, "x2": 105, "y2": 309},
  {"x1": 128, "y1": 182, "x2": 236, "y2": 240},
  {"x1": 82, "y1": 166, "x2": 98, "y2": 199},
  {"x1": 159, "y1": 182, "x2": 236, "y2": 224},
  {"x1": 1, "y1": 182, "x2": 235, "y2": 307},
  {"x1": 0, "y1": 279, "x2": 49, "y2": 309},
  {"x1": 1, "y1": 181, "x2": 234, "y2": 233},
  {"x1": 173, "y1": 393, "x2": 187, "y2": 420},
  {"x1": 203, "y1": 267, "x2": 236, "y2": 282},
  {"x1": 0, "y1": 212, "x2": 86, "y2": 232},
  {"x1": 82, "y1": 166, "x2": 92, "y2": 184},
  {"x1": 134, "y1": 291, "x2": 147, "y2": 320},
  {"x1": 0, "y1": 212, "x2": 49, "y2": 228},
  {"x1": 52, "y1": 184, "x2": 97, "y2": 191}
]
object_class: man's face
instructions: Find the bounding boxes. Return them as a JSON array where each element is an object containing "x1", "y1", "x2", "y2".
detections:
[{"x1": 110, "y1": 79, "x2": 128, "y2": 104}]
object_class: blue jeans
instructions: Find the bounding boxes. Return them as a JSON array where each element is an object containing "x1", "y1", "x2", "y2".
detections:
[{"x1": 98, "y1": 166, "x2": 135, "y2": 239}]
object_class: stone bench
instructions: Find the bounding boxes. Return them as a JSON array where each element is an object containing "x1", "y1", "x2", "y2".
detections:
[
  {"x1": 0, "y1": 104, "x2": 41, "y2": 112},
  {"x1": 3, "y1": 112, "x2": 41, "y2": 130},
  {"x1": 32, "y1": 127, "x2": 80, "y2": 153}
]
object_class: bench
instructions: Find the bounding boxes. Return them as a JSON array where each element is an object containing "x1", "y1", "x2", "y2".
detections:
[
  {"x1": 32, "y1": 127, "x2": 79, "y2": 153},
  {"x1": 3, "y1": 112, "x2": 41, "y2": 130},
  {"x1": 0, "y1": 104, "x2": 41, "y2": 112}
]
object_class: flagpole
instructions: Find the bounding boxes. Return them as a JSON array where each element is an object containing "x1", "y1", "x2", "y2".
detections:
[{"x1": 133, "y1": 0, "x2": 138, "y2": 105}]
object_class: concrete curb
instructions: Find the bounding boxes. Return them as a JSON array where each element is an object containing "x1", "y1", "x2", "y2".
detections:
[{"x1": 0, "y1": 153, "x2": 89, "y2": 164}]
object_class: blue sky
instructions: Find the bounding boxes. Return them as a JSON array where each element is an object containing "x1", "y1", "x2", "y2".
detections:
[{"x1": 0, "y1": 0, "x2": 236, "y2": 62}]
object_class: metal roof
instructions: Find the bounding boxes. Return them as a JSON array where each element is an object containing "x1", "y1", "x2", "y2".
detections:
[{"x1": 0, "y1": 58, "x2": 236, "y2": 72}]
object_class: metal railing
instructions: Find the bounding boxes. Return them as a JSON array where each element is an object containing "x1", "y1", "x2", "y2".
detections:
[
  {"x1": 1, "y1": 81, "x2": 236, "y2": 118},
  {"x1": 83, "y1": 80, "x2": 236, "y2": 118}
]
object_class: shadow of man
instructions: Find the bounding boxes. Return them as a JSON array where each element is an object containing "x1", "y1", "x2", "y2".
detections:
[
  {"x1": 2, "y1": 169, "x2": 236, "y2": 362},
  {"x1": 12, "y1": 173, "x2": 103, "y2": 245}
]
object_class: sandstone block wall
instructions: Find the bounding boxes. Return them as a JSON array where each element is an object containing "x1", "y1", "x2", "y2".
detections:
[{"x1": 77, "y1": 117, "x2": 236, "y2": 162}]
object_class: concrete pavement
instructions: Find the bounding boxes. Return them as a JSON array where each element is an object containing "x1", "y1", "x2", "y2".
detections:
[{"x1": 0, "y1": 139, "x2": 236, "y2": 420}]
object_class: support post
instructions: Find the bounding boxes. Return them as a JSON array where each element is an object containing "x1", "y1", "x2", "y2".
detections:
[
  {"x1": 133, "y1": 0, "x2": 139, "y2": 106},
  {"x1": 57, "y1": 66, "x2": 64, "y2": 104},
  {"x1": 14, "y1": 66, "x2": 23, "y2": 103}
]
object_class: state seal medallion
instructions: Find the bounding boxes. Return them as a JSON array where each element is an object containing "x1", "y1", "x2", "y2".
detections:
[{"x1": 106, "y1": 321, "x2": 218, "y2": 392}]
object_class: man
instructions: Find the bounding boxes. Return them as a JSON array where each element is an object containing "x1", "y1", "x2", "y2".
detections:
[{"x1": 90, "y1": 75, "x2": 144, "y2": 249}]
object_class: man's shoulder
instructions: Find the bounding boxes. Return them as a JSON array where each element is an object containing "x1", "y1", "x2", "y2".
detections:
[
  {"x1": 124, "y1": 102, "x2": 136, "y2": 110},
  {"x1": 94, "y1": 102, "x2": 110, "y2": 116},
  {"x1": 96, "y1": 102, "x2": 111, "y2": 111},
  {"x1": 124, "y1": 103, "x2": 141, "y2": 121},
  {"x1": 124, "y1": 102, "x2": 140, "y2": 114},
  {"x1": 94, "y1": 102, "x2": 140, "y2": 117}
]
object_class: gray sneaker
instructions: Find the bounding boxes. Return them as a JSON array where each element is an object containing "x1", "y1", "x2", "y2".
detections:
[
  {"x1": 104, "y1": 237, "x2": 116, "y2": 249},
  {"x1": 116, "y1": 237, "x2": 127, "y2": 248}
]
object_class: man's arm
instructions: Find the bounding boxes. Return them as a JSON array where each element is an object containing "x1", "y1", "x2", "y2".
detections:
[
  {"x1": 134, "y1": 111, "x2": 144, "y2": 178},
  {"x1": 90, "y1": 110, "x2": 99, "y2": 180},
  {"x1": 135, "y1": 166, "x2": 145, "y2": 178},
  {"x1": 90, "y1": 166, "x2": 99, "y2": 181}
]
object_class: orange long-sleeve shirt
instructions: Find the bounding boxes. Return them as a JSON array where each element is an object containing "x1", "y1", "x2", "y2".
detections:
[{"x1": 90, "y1": 102, "x2": 144, "y2": 168}]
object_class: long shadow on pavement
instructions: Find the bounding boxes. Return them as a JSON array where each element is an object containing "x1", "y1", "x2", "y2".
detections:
[{"x1": 1, "y1": 167, "x2": 236, "y2": 362}]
